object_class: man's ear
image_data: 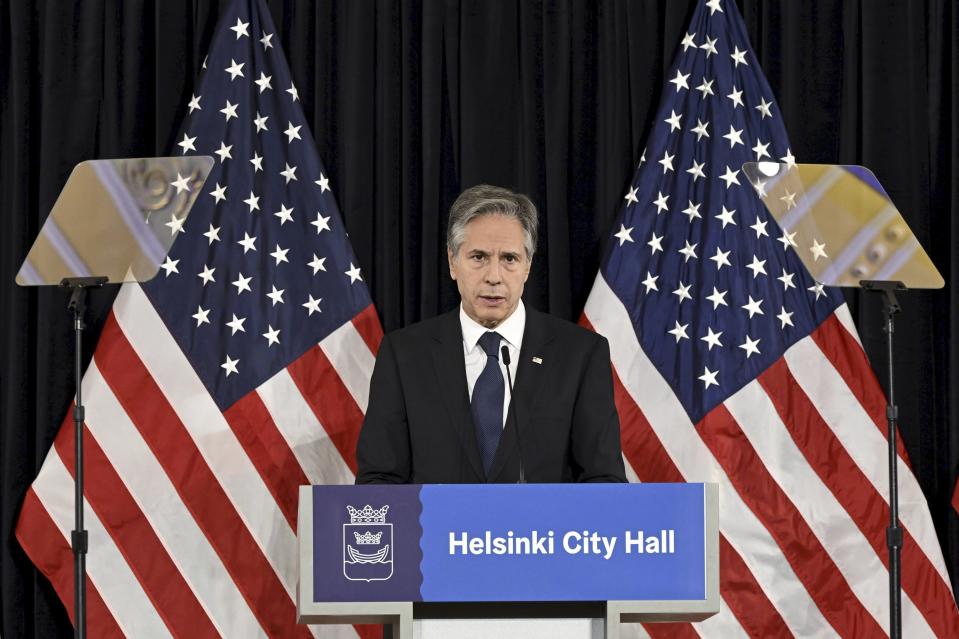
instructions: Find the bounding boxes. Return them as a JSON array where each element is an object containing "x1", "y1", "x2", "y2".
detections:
[
  {"x1": 523, "y1": 255, "x2": 532, "y2": 282},
  {"x1": 447, "y1": 248, "x2": 457, "y2": 280}
]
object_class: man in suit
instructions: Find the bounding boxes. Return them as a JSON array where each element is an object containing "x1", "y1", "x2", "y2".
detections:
[{"x1": 356, "y1": 184, "x2": 626, "y2": 484}]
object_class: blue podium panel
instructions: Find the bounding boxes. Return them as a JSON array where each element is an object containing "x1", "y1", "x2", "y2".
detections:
[{"x1": 310, "y1": 483, "x2": 709, "y2": 604}]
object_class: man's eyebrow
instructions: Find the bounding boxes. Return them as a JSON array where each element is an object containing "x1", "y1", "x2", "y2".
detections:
[{"x1": 467, "y1": 249, "x2": 489, "y2": 256}]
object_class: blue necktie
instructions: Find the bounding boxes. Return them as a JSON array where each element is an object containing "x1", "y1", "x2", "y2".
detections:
[{"x1": 471, "y1": 331, "x2": 504, "y2": 476}]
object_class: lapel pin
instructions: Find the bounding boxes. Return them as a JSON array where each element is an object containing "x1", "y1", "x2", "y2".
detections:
[{"x1": 532, "y1": 356, "x2": 543, "y2": 364}]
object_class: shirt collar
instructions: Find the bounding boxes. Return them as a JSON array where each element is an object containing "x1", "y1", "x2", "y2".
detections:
[{"x1": 460, "y1": 299, "x2": 526, "y2": 352}]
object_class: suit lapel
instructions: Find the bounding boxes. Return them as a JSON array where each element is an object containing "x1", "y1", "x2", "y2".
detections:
[
  {"x1": 487, "y1": 307, "x2": 554, "y2": 482},
  {"x1": 429, "y1": 309, "x2": 485, "y2": 480}
]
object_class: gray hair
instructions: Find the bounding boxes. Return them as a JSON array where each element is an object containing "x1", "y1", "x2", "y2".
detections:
[{"x1": 446, "y1": 184, "x2": 538, "y2": 259}]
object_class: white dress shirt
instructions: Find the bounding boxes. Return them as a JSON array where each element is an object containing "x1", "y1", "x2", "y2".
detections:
[{"x1": 460, "y1": 300, "x2": 525, "y2": 428}]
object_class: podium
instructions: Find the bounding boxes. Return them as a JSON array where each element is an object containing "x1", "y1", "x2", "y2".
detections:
[{"x1": 297, "y1": 483, "x2": 719, "y2": 638}]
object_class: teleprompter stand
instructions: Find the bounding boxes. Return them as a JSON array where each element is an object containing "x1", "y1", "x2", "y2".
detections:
[
  {"x1": 16, "y1": 156, "x2": 213, "y2": 638},
  {"x1": 860, "y1": 279, "x2": 906, "y2": 637},
  {"x1": 742, "y1": 162, "x2": 944, "y2": 639},
  {"x1": 61, "y1": 275, "x2": 107, "y2": 639}
]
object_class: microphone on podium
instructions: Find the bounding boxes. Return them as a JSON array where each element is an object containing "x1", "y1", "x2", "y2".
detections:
[{"x1": 500, "y1": 345, "x2": 526, "y2": 484}]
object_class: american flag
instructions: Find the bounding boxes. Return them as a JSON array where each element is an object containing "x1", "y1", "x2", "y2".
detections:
[
  {"x1": 16, "y1": 0, "x2": 382, "y2": 637},
  {"x1": 582, "y1": 1, "x2": 959, "y2": 637}
]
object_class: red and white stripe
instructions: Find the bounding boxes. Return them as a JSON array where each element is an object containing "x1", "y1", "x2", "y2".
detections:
[
  {"x1": 583, "y1": 273, "x2": 959, "y2": 638},
  {"x1": 17, "y1": 283, "x2": 383, "y2": 639}
]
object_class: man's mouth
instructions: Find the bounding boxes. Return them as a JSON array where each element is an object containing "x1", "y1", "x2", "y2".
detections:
[{"x1": 478, "y1": 295, "x2": 506, "y2": 307}]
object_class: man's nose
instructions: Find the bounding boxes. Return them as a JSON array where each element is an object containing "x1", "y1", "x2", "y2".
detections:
[{"x1": 484, "y1": 259, "x2": 502, "y2": 284}]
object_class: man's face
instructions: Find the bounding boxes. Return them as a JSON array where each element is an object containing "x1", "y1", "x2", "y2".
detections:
[{"x1": 448, "y1": 214, "x2": 531, "y2": 328}]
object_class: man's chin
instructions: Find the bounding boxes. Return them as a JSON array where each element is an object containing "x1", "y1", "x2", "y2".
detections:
[
  {"x1": 477, "y1": 316, "x2": 504, "y2": 329},
  {"x1": 473, "y1": 305, "x2": 515, "y2": 328}
]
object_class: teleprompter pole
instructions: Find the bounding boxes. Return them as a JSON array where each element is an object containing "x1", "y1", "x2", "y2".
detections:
[
  {"x1": 861, "y1": 280, "x2": 903, "y2": 639},
  {"x1": 61, "y1": 276, "x2": 107, "y2": 639}
]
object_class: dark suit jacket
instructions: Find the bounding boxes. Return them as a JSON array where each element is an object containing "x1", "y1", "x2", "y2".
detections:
[{"x1": 355, "y1": 306, "x2": 627, "y2": 484}]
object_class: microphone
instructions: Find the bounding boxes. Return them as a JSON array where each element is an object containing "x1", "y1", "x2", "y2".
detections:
[{"x1": 500, "y1": 345, "x2": 526, "y2": 484}]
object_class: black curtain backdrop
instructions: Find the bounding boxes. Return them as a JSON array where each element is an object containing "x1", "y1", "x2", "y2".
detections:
[{"x1": 1, "y1": 1, "x2": 957, "y2": 636}]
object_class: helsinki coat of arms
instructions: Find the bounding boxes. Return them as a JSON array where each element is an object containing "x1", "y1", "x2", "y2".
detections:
[{"x1": 343, "y1": 504, "x2": 393, "y2": 582}]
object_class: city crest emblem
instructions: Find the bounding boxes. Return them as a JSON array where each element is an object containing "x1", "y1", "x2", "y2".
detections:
[{"x1": 343, "y1": 504, "x2": 393, "y2": 582}]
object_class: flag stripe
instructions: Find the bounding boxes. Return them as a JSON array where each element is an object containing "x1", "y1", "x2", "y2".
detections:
[
  {"x1": 82, "y1": 575, "x2": 127, "y2": 638},
  {"x1": 351, "y1": 303, "x2": 384, "y2": 356},
  {"x1": 53, "y1": 416, "x2": 220, "y2": 639},
  {"x1": 698, "y1": 405, "x2": 887, "y2": 638},
  {"x1": 726, "y1": 379, "x2": 936, "y2": 637},
  {"x1": 320, "y1": 320, "x2": 377, "y2": 412},
  {"x1": 286, "y1": 345, "x2": 365, "y2": 474},
  {"x1": 785, "y1": 325, "x2": 954, "y2": 587},
  {"x1": 620, "y1": 625, "x2": 653, "y2": 639},
  {"x1": 16, "y1": 490, "x2": 127, "y2": 638},
  {"x1": 758, "y1": 358, "x2": 891, "y2": 557},
  {"x1": 95, "y1": 315, "x2": 311, "y2": 638},
  {"x1": 256, "y1": 368, "x2": 355, "y2": 485},
  {"x1": 608, "y1": 367, "x2": 684, "y2": 484},
  {"x1": 80, "y1": 360, "x2": 268, "y2": 638},
  {"x1": 30, "y1": 451, "x2": 172, "y2": 637},
  {"x1": 833, "y1": 303, "x2": 864, "y2": 348},
  {"x1": 759, "y1": 358, "x2": 956, "y2": 638},
  {"x1": 621, "y1": 453, "x2": 641, "y2": 483},
  {"x1": 809, "y1": 313, "x2": 910, "y2": 463},
  {"x1": 585, "y1": 274, "x2": 833, "y2": 637},
  {"x1": 353, "y1": 626, "x2": 385, "y2": 639},
  {"x1": 224, "y1": 392, "x2": 307, "y2": 529},
  {"x1": 716, "y1": 538, "x2": 793, "y2": 638},
  {"x1": 613, "y1": 372, "x2": 783, "y2": 639},
  {"x1": 112, "y1": 284, "x2": 301, "y2": 595},
  {"x1": 609, "y1": 370, "x2": 755, "y2": 638}
]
